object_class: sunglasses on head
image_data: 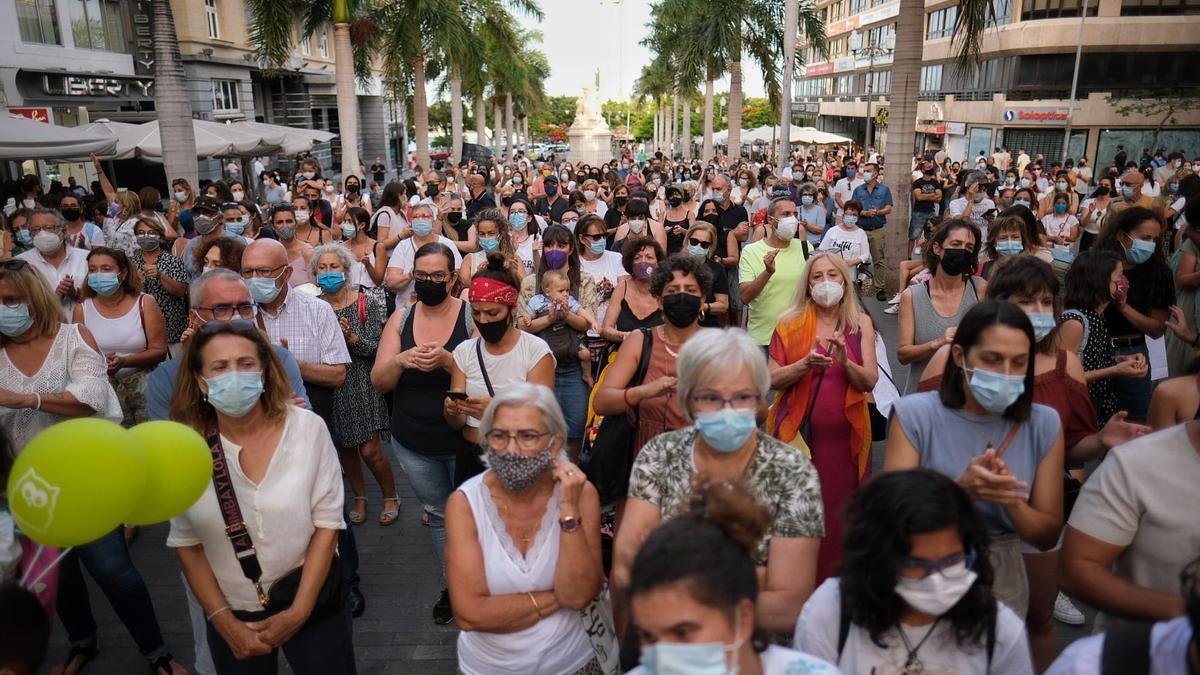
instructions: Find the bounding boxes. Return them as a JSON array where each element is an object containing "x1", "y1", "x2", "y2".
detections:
[{"x1": 687, "y1": 238, "x2": 712, "y2": 249}]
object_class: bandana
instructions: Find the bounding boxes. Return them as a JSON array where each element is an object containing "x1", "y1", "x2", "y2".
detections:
[{"x1": 469, "y1": 276, "x2": 518, "y2": 307}]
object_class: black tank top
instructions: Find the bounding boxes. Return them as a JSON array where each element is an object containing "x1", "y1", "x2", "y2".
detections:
[
  {"x1": 391, "y1": 300, "x2": 470, "y2": 454},
  {"x1": 615, "y1": 298, "x2": 663, "y2": 333},
  {"x1": 664, "y1": 216, "x2": 689, "y2": 254}
]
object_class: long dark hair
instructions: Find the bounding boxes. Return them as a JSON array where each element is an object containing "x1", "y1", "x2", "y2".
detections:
[
  {"x1": 840, "y1": 469, "x2": 996, "y2": 648},
  {"x1": 377, "y1": 180, "x2": 406, "y2": 212},
  {"x1": 922, "y1": 218, "x2": 982, "y2": 278},
  {"x1": 985, "y1": 256, "x2": 1060, "y2": 353},
  {"x1": 939, "y1": 299, "x2": 1036, "y2": 421},
  {"x1": 1064, "y1": 249, "x2": 1123, "y2": 312},
  {"x1": 1096, "y1": 206, "x2": 1174, "y2": 311},
  {"x1": 537, "y1": 224, "x2": 581, "y2": 295}
]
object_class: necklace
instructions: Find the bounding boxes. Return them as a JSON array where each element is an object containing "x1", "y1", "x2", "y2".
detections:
[
  {"x1": 658, "y1": 327, "x2": 681, "y2": 358},
  {"x1": 897, "y1": 618, "x2": 940, "y2": 674}
]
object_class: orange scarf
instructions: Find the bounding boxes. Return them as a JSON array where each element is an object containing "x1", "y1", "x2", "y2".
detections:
[{"x1": 766, "y1": 306, "x2": 871, "y2": 479}]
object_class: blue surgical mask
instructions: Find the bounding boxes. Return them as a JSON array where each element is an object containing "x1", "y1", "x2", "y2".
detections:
[
  {"x1": 589, "y1": 238, "x2": 607, "y2": 255},
  {"x1": 0, "y1": 303, "x2": 34, "y2": 337},
  {"x1": 687, "y1": 243, "x2": 707, "y2": 258},
  {"x1": 801, "y1": 195, "x2": 814, "y2": 205},
  {"x1": 225, "y1": 219, "x2": 245, "y2": 236},
  {"x1": 964, "y1": 365, "x2": 1025, "y2": 414},
  {"x1": 862, "y1": 171, "x2": 875, "y2": 182},
  {"x1": 87, "y1": 272, "x2": 121, "y2": 296},
  {"x1": 1125, "y1": 236, "x2": 1156, "y2": 265},
  {"x1": 341, "y1": 223, "x2": 358, "y2": 240},
  {"x1": 1029, "y1": 311, "x2": 1056, "y2": 342},
  {"x1": 639, "y1": 615, "x2": 742, "y2": 675},
  {"x1": 412, "y1": 218, "x2": 434, "y2": 237},
  {"x1": 15, "y1": 230, "x2": 32, "y2": 247},
  {"x1": 509, "y1": 212, "x2": 528, "y2": 230},
  {"x1": 204, "y1": 370, "x2": 264, "y2": 418},
  {"x1": 693, "y1": 408, "x2": 757, "y2": 453},
  {"x1": 843, "y1": 215, "x2": 859, "y2": 227},
  {"x1": 479, "y1": 236, "x2": 500, "y2": 252},
  {"x1": 1054, "y1": 203, "x2": 1068, "y2": 214},
  {"x1": 247, "y1": 277, "x2": 282, "y2": 304},
  {"x1": 711, "y1": 193, "x2": 725, "y2": 205},
  {"x1": 1169, "y1": 182, "x2": 1180, "y2": 193},
  {"x1": 996, "y1": 240, "x2": 1024, "y2": 257},
  {"x1": 316, "y1": 271, "x2": 345, "y2": 293},
  {"x1": 1121, "y1": 185, "x2": 1135, "y2": 199},
  {"x1": 1013, "y1": 199, "x2": 1031, "y2": 209},
  {"x1": 972, "y1": 192, "x2": 985, "y2": 203},
  {"x1": 1019, "y1": 178, "x2": 1032, "y2": 188}
]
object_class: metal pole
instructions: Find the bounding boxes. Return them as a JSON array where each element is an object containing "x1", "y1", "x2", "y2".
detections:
[
  {"x1": 1061, "y1": 0, "x2": 1089, "y2": 165},
  {"x1": 864, "y1": 50, "x2": 875, "y2": 151}
]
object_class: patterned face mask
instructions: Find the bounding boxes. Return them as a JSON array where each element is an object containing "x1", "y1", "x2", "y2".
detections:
[{"x1": 484, "y1": 446, "x2": 554, "y2": 492}]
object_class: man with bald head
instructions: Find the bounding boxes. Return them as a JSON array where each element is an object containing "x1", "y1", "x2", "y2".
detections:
[
  {"x1": 464, "y1": 171, "x2": 495, "y2": 220},
  {"x1": 1111, "y1": 169, "x2": 1153, "y2": 216}
]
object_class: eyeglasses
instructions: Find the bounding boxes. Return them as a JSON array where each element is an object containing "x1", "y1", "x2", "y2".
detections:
[
  {"x1": 194, "y1": 302, "x2": 258, "y2": 321},
  {"x1": 689, "y1": 393, "x2": 761, "y2": 413},
  {"x1": 687, "y1": 238, "x2": 712, "y2": 249},
  {"x1": 241, "y1": 264, "x2": 287, "y2": 279},
  {"x1": 484, "y1": 429, "x2": 552, "y2": 452},
  {"x1": 28, "y1": 225, "x2": 62, "y2": 235},
  {"x1": 413, "y1": 271, "x2": 451, "y2": 283},
  {"x1": 901, "y1": 549, "x2": 977, "y2": 579},
  {"x1": 197, "y1": 319, "x2": 260, "y2": 338}
]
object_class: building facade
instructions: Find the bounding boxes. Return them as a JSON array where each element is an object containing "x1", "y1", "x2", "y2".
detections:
[{"x1": 792, "y1": 0, "x2": 1200, "y2": 165}]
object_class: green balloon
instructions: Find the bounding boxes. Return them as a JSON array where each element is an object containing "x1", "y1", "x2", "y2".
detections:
[
  {"x1": 123, "y1": 421, "x2": 213, "y2": 526},
  {"x1": 6, "y1": 418, "x2": 147, "y2": 548}
]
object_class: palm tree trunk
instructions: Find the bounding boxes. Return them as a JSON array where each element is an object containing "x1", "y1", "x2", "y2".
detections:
[
  {"x1": 523, "y1": 116, "x2": 530, "y2": 150},
  {"x1": 333, "y1": 22, "x2": 359, "y2": 179},
  {"x1": 492, "y1": 101, "x2": 502, "y2": 157},
  {"x1": 882, "y1": 0, "x2": 924, "y2": 295},
  {"x1": 475, "y1": 96, "x2": 487, "y2": 147},
  {"x1": 728, "y1": 58, "x2": 744, "y2": 159},
  {"x1": 653, "y1": 104, "x2": 660, "y2": 156},
  {"x1": 151, "y1": 0, "x2": 197, "y2": 188},
  {"x1": 682, "y1": 94, "x2": 692, "y2": 161},
  {"x1": 670, "y1": 92, "x2": 679, "y2": 159},
  {"x1": 505, "y1": 92, "x2": 515, "y2": 162},
  {"x1": 450, "y1": 68, "x2": 464, "y2": 165},
  {"x1": 779, "y1": 0, "x2": 798, "y2": 162},
  {"x1": 703, "y1": 78, "x2": 714, "y2": 162},
  {"x1": 413, "y1": 56, "x2": 431, "y2": 169}
]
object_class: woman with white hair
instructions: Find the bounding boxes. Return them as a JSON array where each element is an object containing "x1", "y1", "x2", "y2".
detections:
[
  {"x1": 312, "y1": 243, "x2": 398, "y2": 526},
  {"x1": 445, "y1": 383, "x2": 604, "y2": 675},
  {"x1": 612, "y1": 327, "x2": 825, "y2": 634}
]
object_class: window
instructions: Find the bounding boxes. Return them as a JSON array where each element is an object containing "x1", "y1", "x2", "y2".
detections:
[
  {"x1": 795, "y1": 76, "x2": 832, "y2": 97},
  {"x1": 299, "y1": 32, "x2": 311, "y2": 56},
  {"x1": 866, "y1": 23, "x2": 895, "y2": 48},
  {"x1": 848, "y1": 0, "x2": 866, "y2": 14},
  {"x1": 16, "y1": 0, "x2": 61, "y2": 44},
  {"x1": 926, "y1": 6, "x2": 958, "y2": 39},
  {"x1": 204, "y1": 0, "x2": 219, "y2": 38},
  {"x1": 867, "y1": 69, "x2": 891, "y2": 94},
  {"x1": 1021, "y1": 0, "x2": 1097, "y2": 21},
  {"x1": 212, "y1": 79, "x2": 240, "y2": 113},
  {"x1": 69, "y1": 0, "x2": 125, "y2": 51},
  {"x1": 1120, "y1": 0, "x2": 1200, "y2": 15},
  {"x1": 318, "y1": 28, "x2": 329, "y2": 58},
  {"x1": 988, "y1": 0, "x2": 1014, "y2": 25},
  {"x1": 920, "y1": 64, "x2": 943, "y2": 92}
]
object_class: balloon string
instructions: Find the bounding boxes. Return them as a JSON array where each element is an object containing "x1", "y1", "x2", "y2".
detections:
[
  {"x1": 22, "y1": 546, "x2": 73, "y2": 590},
  {"x1": 17, "y1": 543, "x2": 44, "y2": 585}
]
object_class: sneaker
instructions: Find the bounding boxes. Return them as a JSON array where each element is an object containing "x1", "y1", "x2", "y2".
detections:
[
  {"x1": 883, "y1": 304, "x2": 900, "y2": 315},
  {"x1": 433, "y1": 588, "x2": 454, "y2": 625},
  {"x1": 887, "y1": 292, "x2": 902, "y2": 305},
  {"x1": 1054, "y1": 592, "x2": 1085, "y2": 625},
  {"x1": 875, "y1": 290, "x2": 888, "y2": 302}
]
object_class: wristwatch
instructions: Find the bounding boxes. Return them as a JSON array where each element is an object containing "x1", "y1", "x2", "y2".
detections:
[{"x1": 559, "y1": 515, "x2": 581, "y2": 533}]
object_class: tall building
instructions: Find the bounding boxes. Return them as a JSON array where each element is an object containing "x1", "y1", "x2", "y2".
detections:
[{"x1": 792, "y1": 0, "x2": 1200, "y2": 165}]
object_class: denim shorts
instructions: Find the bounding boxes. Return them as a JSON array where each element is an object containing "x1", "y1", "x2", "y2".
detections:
[
  {"x1": 909, "y1": 209, "x2": 937, "y2": 240},
  {"x1": 555, "y1": 364, "x2": 590, "y2": 439}
]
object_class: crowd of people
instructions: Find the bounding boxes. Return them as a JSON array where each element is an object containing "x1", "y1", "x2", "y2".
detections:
[{"x1": 1, "y1": 140, "x2": 1199, "y2": 675}]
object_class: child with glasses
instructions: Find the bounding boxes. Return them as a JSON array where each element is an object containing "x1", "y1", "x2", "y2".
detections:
[{"x1": 522, "y1": 269, "x2": 596, "y2": 385}]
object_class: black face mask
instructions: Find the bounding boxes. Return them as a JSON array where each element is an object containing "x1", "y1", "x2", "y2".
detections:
[
  {"x1": 661, "y1": 293, "x2": 702, "y2": 327},
  {"x1": 668, "y1": 196, "x2": 683, "y2": 207},
  {"x1": 939, "y1": 247, "x2": 974, "y2": 276},
  {"x1": 501, "y1": 196, "x2": 513, "y2": 207},
  {"x1": 414, "y1": 278, "x2": 449, "y2": 306},
  {"x1": 60, "y1": 208, "x2": 81, "y2": 221},
  {"x1": 426, "y1": 184, "x2": 440, "y2": 198},
  {"x1": 446, "y1": 212, "x2": 463, "y2": 224},
  {"x1": 615, "y1": 196, "x2": 628, "y2": 208},
  {"x1": 476, "y1": 314, "x2": 510, "y2": 344},
  {"x1": 346, "y1": 183, "x2": 360, "y2": 193},
  {"x1": 702, "y1": 214, "x2": 721, "y2": 228}
]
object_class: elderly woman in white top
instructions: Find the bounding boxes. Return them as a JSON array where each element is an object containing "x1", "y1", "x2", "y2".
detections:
[
  {"x1": 167, "y1": 320, "x2": 351, "y2": 674},
  {"x1": 445, "y1": 383, "x2": 604, "y2": 675}
]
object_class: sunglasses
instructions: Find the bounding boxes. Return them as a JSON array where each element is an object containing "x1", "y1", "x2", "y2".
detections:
[
  {"x1": 687, "y1": 238, "x2": 712, "y2": 249},
  {"x1": 197, "y1": 319, "x2": 260, "y2": 338},
  {"x1": 0, "y1": 259, "x2": 30, "y2": 272}
]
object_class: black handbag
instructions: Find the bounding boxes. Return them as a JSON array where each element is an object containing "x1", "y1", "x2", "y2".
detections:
[
  {"x1": 580, "y1": 328, "x2": 654, "y2": 505},
  {"x1": 205, "y1": 427, "x2": 346, "y2": 620}
]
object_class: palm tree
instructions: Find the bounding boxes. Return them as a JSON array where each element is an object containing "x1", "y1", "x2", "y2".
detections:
[
  {"x1": 152, "y1": 0, "x2": 197, "y2": 187},
  {"x1": 246, "y1": 0, "x2": 367, "y2": 179},
  {"x1": 635, "y1": 61, "x2": 673, "y2": 158}
]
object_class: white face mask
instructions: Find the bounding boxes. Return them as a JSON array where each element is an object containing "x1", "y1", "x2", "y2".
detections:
[
  {"x1": 231, "y1": 190, "x2": 244, "y2": 202},
  {"x1": 894, "y1": 562, "x2": 979, "y2": 617},
  {"x1": 627, "y1": 218, "x2": 647, "y2": 234},
  {"x1": 810, "y1": 280, "x2": 845, "y2": 307},
  {"x1": 583, "y1": 190, "x2": 597, "y2": 201},
  {"x1": 295, "y1": 210, "x2": 311, "y2": 224},
  {"x1": 774, "y1": 215, "x2": 799, "y2": 240}
]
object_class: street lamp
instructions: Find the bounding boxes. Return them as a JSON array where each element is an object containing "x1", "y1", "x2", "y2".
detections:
[{"x1": 849, "y1": 28, "x2": 895, "y2": 152}]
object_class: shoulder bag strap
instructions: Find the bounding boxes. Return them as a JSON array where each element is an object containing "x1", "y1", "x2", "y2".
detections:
[
  {"x1": 993, "y1": 421, "x2": 1023, "y2": 459},
  {"x1": 205, "y1": 426, "x2": 268, "y2": 607},
  {"x1": 632, "y1": 327, "x2": 654, "y2": 386},
  {"x1": 475, "y1": 338, "x2": 495, "y2": 397}
]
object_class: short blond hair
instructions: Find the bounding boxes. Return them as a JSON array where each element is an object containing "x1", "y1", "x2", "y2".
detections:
[{"x1": 0, "y1": 262, "x2": 62, "y2": 345}]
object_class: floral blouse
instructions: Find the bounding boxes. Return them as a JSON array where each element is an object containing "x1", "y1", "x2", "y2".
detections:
[{"x1": 628, "y1": 427, "x2": 825, "y2": 565}]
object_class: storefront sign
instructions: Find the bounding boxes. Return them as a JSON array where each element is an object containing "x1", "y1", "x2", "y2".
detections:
[
  {"x1": 128, "y1": 0, "x2": 155, "y2": 75},
  {"x1": 917, "y1": 123, "x2": 947, "y2": 134},
  {"x1": 15, "y1": 70, "x2": 154, "y2": 101},
  {"x1": 827, "y1": 16, "x2": 859, "y2": 36},
  {"x1": 804, "y1": 62, "x2": 834, "y2": 77},
  {"x1": 946, "y1": 122, "x2": 966, "y2": 135},
  {"x1": 8, "y1": 107, "x2": 50, "y2": 123},
  {"x1": 1002, "y1": 108, "x2": 1068, "y2": 124}
]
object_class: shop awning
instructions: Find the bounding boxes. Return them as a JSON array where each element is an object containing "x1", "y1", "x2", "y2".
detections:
[
  {"x1": 791, "y1": 127, "x2": 853, "y2": 145},
  {"x1": 228, "y1": 121, "x2": 336, "y2": 155},
  {"x1": 83, "y1": 118, "x2": 281, "y2": 160},
  {"x1": 0, "y1": 113, "x2": 117, "y2": 160}
]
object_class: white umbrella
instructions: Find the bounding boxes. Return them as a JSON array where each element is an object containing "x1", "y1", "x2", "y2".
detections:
[
  {"x1": 792, "y1": 127, "x2": 853, "y2": 145},
  {"x1": 0, "y1": 113, "x2": 117, "y2": 160},
  {"x1": 229, "y1": 121, "x2": 336, "y2": 155},
  {"x1": 78, "y1": 119, "x2": 145, "y2": 160}
]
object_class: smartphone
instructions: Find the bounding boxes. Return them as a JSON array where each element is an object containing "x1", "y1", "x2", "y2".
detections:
[{"x1": 445, "y1": 391, "x2": 468, "y2": 401}]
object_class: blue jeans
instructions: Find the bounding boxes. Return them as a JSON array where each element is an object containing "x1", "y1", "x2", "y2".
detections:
[
  {"x1": 56, "y1": 528, "x2": 167, "y2": 659},
  {"x1": 391, "y1": 440, "x2": 455, "y2": 573},
  {"x1": 1113, "y1": 342, "x2": 1152, "y2": 422},
  {"x1": 555, "y1": 364, "x2": 589, "y2": 439}
]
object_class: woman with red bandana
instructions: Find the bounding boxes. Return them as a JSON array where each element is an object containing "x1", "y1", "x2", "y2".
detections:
[{"x1": 446, "y1": 253, "x2": 556, "y2": 483}]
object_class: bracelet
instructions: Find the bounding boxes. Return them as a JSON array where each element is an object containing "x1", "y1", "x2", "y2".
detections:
[
  {"x1": 206, "y1": 605, "x2": 231, "y2": 622},
  {"x1": 32, "y1": 393, "x2": 41, "y2": 410},
  {"x1": 527, "y1": 592, "x2": 543, "y2": 618}
]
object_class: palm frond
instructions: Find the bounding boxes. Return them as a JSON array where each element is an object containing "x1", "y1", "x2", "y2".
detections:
[
  {"x1": 245, "y1": 0, "x2": 297, "y2": 69},
  {"x1": 951, "y1": 0, "x2": 995, "y2": 74}
]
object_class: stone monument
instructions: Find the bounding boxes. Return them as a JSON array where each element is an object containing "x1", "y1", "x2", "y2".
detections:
[{"x1": 567, "y1": 86, "x2": 613, "y2": 165}]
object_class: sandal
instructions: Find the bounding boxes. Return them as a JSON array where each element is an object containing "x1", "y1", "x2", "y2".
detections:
[
  {"x1": 53, "y1": 643, "x2": 98, "y2": 675},
  {"x1": 378, "y1": 496, "x2": 401, "y2": 526},
  {"x1": 148, "y1": 653, "x2": 188, "y2": 674},
  {"x1": 349, "y1": 497, "x2": 368, "y2": 526}
]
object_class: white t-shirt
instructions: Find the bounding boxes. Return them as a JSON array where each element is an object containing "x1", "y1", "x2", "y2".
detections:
[
  {"x1": 451, "y1": 332, "x2": 554, "y2": 427},
  {"x1": 834, "y1": 177, "x2": 865, "y2": 214},
  {"x1": 1046, "y1": 616, "x2": 1192, "y2": 675},
  {"x1": 1041, "y1": 213, "x2": 1079, "y2": 241},
  {"x1": 628, "y1": 645, "x2": 841, "y2": 675},
  {"x1": 1066, "y1": 424, "x2": 1200, "y2": 628},
  {"x1": 795, "y1": 578, "x2": 1034, "y2": 675},
  {"x1": 511, "y1": 233, "x2": 539, "y2": 276},
  {"x1": 820, "y1": 226, "x2": 871, "y2": 280},
  {"x1": 579, "y1": 250, "x2": 628, "y2": 336},
  {"x1": 948, "y1": 197, "x2": 997, "y2": 238},
  {"x1": 386, "y1": 235, "x2": 463, "y2": 306},
  {"x1": 1079, "y1": 198, "x2": 1109, "y2": 234}
]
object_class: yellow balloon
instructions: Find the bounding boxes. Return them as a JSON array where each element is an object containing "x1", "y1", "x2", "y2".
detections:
[
  {"x1": 6, "y1": 418, "x2": 146, "y2": 548},
  {"x1": 123, "y1": 421, "x2": 213, "y2": 526}
]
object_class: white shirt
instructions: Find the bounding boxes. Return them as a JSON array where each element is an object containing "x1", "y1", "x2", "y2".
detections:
[
  {"x1": 795, "y1": 578, "x2": 1034, "y2": 675},
  {"x1": 65, "y1": 222, "x2": 106, "y2": 251},
  {"x1": 628, "y1": 645, "x2": 841, "y2": 675},
  {"x1": 17, "y1": 245, "x2": 90, "y2": 318},
  {"x1": 386, "y1": 235, "x2": 464, "y2": 307},
  {"x1": 259, "y1": 287, "x2": 351, "y2": 367},
  {"x1": 167, "y1": 406, "x2": 345, "y2": 611},
  {"x1": 451, "y1": 333, "x2": 553, "y2": 428},
  {"x1": 1046, "y1": 616, "x2": 1192, "y2": 675},
  {"x1": 833, "y1": 177, "x2": 865, "y2": 214},
  {"x1": 948, "y1": 197, "x2": 997, "y2": 238},
  {"x1": 820, "y1": 225, "x2": 871, "y2": 280},
  {"x1": 579, "y1": 250, "x2": 629, "y2": 336}
]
